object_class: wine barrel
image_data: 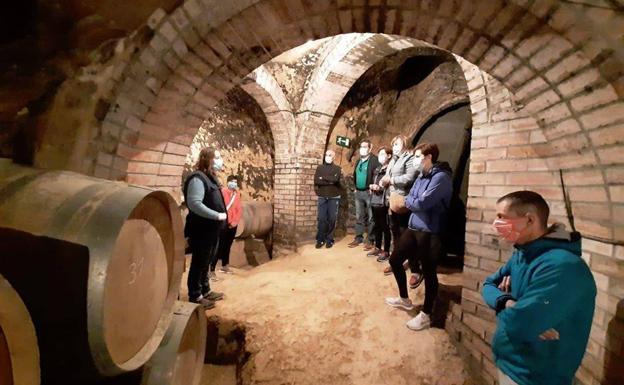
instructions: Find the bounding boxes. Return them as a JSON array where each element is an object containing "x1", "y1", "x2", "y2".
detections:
[
  {"x1": 96, "y1": 301, "x2": 207, "y2": 385},
  {"x1": 0, "y1": 162, "x2": 185, "y2": 382},
  {"x1": 0, "y1": 274, "x2": 40, "y2": 385},
  {"x1": 141, "y1": 301, "x2": 207, "y2": 385},
  {"x1": 235, "y1": 202, "x2": 273, "y2": 239}
]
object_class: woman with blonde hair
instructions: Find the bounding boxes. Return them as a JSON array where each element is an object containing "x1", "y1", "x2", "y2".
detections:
[
  {"x1": 182, "y1": 147, "x2": 227, "y2": 309},
  {"x1": 380, "y1": 135, "x2": 423, "y2": 289}
]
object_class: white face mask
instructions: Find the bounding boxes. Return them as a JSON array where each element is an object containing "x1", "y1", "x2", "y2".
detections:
[
  {"x1": 359, "y1": 147, "x2": 369, "y2": 157},
  {"x1": 227, "y1": 181, "x2": 238, "y2": 189},
  {"x1": 325, "y1": 155, "x2": 334, "y2": 164},
  {"x1": 378, "y1": 153, "x2": 387, "y2": 164},
  {"x1": 392, "y1": 143, "x2": 403, "y2": 155},
  {"x1": 213, "y1": 157, "x2": 224, "y2": 171}
]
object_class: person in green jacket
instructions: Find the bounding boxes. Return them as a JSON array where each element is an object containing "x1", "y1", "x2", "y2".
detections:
[{"x1": 482, "y1": 190, "x2": 596, "y2": 385}]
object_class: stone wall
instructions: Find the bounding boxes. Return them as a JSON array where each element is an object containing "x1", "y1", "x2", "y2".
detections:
[{"x1": 184, "y1": 86, "x2": 274, "y2": 203}]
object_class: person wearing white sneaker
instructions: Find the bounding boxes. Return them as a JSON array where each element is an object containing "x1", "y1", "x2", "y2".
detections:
[
  {"x1": 384, "y1": 296, "x2": 415, "y2": 311},
  {"x1": 386, "y1": 143, "x2": 452, "y2": 330},
  {"x1": 406, "y1": 311, "x2": 431, "y2": 331}
]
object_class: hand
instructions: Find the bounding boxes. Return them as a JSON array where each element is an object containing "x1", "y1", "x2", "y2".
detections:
[
  {"x1": 539, "y1": 328, "x2": 560, "y2": 341},
  {"x1": 498, "y1": 276, "x2": 511, "y2": 293},
  {"x1": 379, "y1": 176, "x2": 390, "y2": 187},
  {"x1": 217, "y1": 212, "x2": 227, "y2": 221},
  {"x1": 505, "y1": 299, "x2": 516, "y2": 309}
]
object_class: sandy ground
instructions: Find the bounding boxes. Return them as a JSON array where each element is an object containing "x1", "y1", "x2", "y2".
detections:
[{"x1": 196, "y1": 237, "x2": 473, "y2": 385}]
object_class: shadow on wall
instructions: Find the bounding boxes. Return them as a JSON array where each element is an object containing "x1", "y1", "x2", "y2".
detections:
[
  {"x1": 183, "y1": 86, "x2": 275, "y2": 203},
  {"x1": 603, "y1": 300, "x2": 624, "y2": 384}
]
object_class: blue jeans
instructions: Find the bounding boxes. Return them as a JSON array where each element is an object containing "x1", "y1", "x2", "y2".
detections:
[
  {"x1": 354, "y1": 189, "x2": 374, "y2": 243},
  {"x1": 316, "y1": 197, "x2": 340, "y2": 243}
]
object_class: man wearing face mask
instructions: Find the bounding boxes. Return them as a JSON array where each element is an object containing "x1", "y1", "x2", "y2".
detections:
[
  {"x1": 314, "y1": 150, "x2": 343, "y2": 249},
  {"x1": 209, "y1": 175, "x2": 242, "y2": 277},
  {"x1": 349, "y1": 139, "x2": 380, "y2": 249},
  {"x1": 482, "y1": 191, "x2": 596, "y2": 385},
  {"x1": 183, "y1": 147, "x2": 227, "y2": 309}
]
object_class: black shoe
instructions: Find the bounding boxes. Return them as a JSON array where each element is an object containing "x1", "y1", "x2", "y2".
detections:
[
  {"x1": 190, "y1": 297, "x2": 216, "y2": 309},
  {"x1": 376, "y1": 252, "x2": 390, "y2": 262},
  {"x1": 325, "y1": 241, "x2": 334, "y2": 248},
  {"x1": 203, "y1": 291, "x2": 224, "y2": 301},
  {"x1": 315, "y1": 241, "x2": 324, "y2": 249}
]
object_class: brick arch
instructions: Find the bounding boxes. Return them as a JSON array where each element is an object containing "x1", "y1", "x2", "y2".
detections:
[
  {"x1": 304, "y1": 34, "x2": 464, "y2": 151},
  {"x1": 96, "y1": 0, "x2": 624, "y2": 245},
  {"x1": 85, "y1": 3, "x2": 624, "y2": 382},
  {"x1": 240, "y1": 66, "x2": 297, "y2": 157}
]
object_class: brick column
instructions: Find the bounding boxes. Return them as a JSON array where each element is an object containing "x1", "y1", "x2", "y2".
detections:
[{"x1": 273, "y1": 156, "x2": 322, "y2": 250}]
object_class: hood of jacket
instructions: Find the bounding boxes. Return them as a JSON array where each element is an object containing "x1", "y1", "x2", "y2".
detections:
[
  {"x1": 423, "y1": 161, "x2": 452, "y2": 179},
  {"x1": 515, "y1": 223, "x2": 582, "y2": 262}
]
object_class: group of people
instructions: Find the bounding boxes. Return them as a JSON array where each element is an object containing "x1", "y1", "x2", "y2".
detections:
[
  {"x1": 183, "y1": 147, "x2": 242, "y2": 309},
  {"x1": 315, "y1": 138, "x2": 597, "y2": 385},
  {"x1": 185, "y1": 139, "x2": 598, "y2": 385},
  {"x1": 315, "y1": 136, "x2": 453, "y2": 330}
]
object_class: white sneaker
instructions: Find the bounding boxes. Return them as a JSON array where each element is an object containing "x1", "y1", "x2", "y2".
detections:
[
  {"x1": 219, "y1": 265, "x2": 233, "y2": 274},
  {"x1": 384, "y1": 297, "x2": 415, "y2": 311},
  {"x1": 406, "y1": 311, "x2": 431, "y2": 331},
  {"x1": 208, "y1": 271, "x2": 220, "y2": 281}
]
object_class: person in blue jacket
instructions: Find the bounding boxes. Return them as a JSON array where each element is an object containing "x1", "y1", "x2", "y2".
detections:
[
  {"x1": 384, "y1": 143, "x2": 452, "y2": 331},
  {"x1": 482, "y1": 190, "x2": 596, "y2": 385}
]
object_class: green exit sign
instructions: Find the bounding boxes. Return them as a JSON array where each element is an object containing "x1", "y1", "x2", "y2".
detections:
[{"x1": 336, "y1": 136, "x2": 351, "y2": 148}]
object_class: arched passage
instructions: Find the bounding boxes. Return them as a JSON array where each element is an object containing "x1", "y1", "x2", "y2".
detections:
[{"x1": 30, "y1": 3, "x2": 623, "y2": 383}]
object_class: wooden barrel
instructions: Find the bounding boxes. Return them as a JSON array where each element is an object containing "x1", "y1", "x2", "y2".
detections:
[
  {"x1": 0, "y1": 162, "x2": 185, "y2": 382},
  {"x1": 235, "y1": 202, "x2": 273, "y2": 239},
  {"x1": 95, "y1": 301, "x2": 207, "y2": 385},
  {"x1": 0, "y1": 274, "x2": 40, "y2": 385},
  {"x1": 141, "y1": 301, "x2": 207, "y2": 385}
]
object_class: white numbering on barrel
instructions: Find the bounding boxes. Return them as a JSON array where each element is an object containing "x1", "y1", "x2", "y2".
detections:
[{"x1": 129, "y1": 255, "x2": 145, "y2": 285}]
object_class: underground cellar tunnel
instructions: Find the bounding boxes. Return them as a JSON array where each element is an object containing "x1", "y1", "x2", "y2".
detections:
[{"x1": 1, "y1": 1, "x2": 624, "y2": 385}]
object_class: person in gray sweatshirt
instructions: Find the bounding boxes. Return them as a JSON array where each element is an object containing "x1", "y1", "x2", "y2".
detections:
[{"x1": 379, "y1": 135, "x2": 423, "y2": 288}]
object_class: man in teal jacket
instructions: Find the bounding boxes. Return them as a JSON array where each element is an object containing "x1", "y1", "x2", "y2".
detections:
[{"x1": 482, "y1": 190, "x2": 596, "y2": 385}]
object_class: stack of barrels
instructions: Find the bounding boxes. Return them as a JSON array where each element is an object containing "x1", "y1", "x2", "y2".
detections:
[{"x1": 0, "y1": 160, "x2": 206, "y2": 385}]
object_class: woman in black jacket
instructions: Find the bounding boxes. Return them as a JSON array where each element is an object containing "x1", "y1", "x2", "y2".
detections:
[{"x1": 183, "y1": 147, "x2": 227, "y2": 309}]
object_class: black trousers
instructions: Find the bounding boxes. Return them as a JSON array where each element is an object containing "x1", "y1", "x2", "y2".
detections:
[
  {"x1": 389, "y1": 210, "x2": 421, "y2": 273},
  {"x1": 187, "y1": 236, "x2": 219, "y2": 300},
  {"x1": 389, "y1": 229, "x2": 441, "y2": 315},
  {"x1": 211, "y1": 226, "x2": 237, "y2": 271},
  {"x1": 371, "y1": 205, "x2": 391, "y2": 252}
]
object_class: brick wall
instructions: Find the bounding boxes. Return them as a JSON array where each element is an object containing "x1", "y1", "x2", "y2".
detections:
[{"x1": 452, "y1": 58, "x2": 624, "y2": 385}]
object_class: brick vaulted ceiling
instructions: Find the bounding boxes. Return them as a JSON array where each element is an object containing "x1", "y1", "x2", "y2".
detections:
[{"x1": 53, "y1": 0, "x2": 621, "y2": 244}]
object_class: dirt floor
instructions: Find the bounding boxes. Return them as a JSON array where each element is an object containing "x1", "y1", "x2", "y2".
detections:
[{"x1": 197, "y1": 237, "x2": 473, "y2": 385}]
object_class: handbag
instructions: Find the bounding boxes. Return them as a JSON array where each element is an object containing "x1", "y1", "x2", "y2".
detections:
[{"x1": 389, "y1": 192, "x2": 409, "y2": 214}]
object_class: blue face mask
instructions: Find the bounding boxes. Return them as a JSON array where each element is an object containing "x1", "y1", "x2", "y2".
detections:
[
  {"x1": 213, "y1": 157, "x2": 224, "y2": 171},
  {"x1": 227, "y1": 181, "x2": 238, "y2": 190}
]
